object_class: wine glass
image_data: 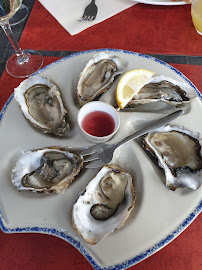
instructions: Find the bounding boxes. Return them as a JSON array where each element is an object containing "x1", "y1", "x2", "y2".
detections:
[
  {"x1": 0, "y1": 0, "x2": 43, "y2": 78},
  {"x1": 9, "y1": 3, "x2": 28, "y2": 26}
]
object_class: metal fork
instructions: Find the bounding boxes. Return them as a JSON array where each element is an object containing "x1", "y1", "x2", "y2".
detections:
[
  {"x1": 80, "y1": 110, "x2": 183, "y2": 169},
  {"x1": 80, "y1": 0, "x2": 98, "y2": 21}
]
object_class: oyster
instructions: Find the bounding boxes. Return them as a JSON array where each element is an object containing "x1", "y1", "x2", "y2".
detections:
[
  {"x1": 11, "y1": 147, "x2": 83, "y2": 194},
  {"x1": 142, "y1": 125, "x2": 202, "y2": 191},
  {"x1": 77, "y1": 52, "x2": 125, "y2": 106},
  {"x1": 14, "y1": 76, "x2": 69, "y2": 136},
  {"x1": 127, "y1": 75, "x2": 196, "y2": 108},
  {"x1": 72, "y1": 164, "x2": 135, "y2": 245}
]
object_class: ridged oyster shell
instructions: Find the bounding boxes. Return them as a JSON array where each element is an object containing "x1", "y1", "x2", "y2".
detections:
[
  {"x1": 14, "y1": 76, "x2": 69, "y2": 136},
  {"x1": 127, "y1": 75, "x2": 197, "y2": 108},
  {"x1": 11, "y1": 147, "x2": 83, "y2": 194},
  {"x1": 142, "y1": 125, "x2": 202, "y2": 191},
  {"x1": 77, "y1": 52, "x2": 125, "y2": 106},
  {"x1": 72, "y1": 164, "x2": 135, "y2": 245}
]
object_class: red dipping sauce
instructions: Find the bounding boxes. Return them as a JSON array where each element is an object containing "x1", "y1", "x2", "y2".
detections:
[{"x1": 81, "y1": 111, "x2": 115, "y2": 137}]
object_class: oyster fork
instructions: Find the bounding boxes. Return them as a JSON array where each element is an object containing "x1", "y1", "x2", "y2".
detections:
[
  {"x1": 80, "y1": 110, "x2": 183, "y2": 169},
  {"x1": 80, "y1": 0, "x2": 98, "y2": 21}
]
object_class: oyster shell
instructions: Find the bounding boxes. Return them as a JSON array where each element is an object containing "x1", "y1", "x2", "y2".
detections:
[
  {"x1": 127, "y1": 75, "x2": 197, "y2": 108},
  {"x1": 72, "y1": 164, "x2": 135, "y2": 245},
  {"x1": 142, "y1": 125, "x2": 202, "y2": 191},
  {"x1": 11, "y1": 147, "x2": 83, "y2": 194},
  {"x1": 14, "y1": 76, "x2": 69, "y2": 136},
  {"x1": 77, "y1": 52, "x2": 125, "y2": 106}
]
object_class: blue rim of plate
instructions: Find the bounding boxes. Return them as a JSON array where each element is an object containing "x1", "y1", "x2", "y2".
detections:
[
  {"x1": 133, "y1": 0, "x2": 188, "y2": 6},
  {"x1": 0, "y1": 48, "x2": 202, "y2": 270}
]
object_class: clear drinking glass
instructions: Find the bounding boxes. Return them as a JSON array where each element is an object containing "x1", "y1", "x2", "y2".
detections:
[
  {"x1": 191, "y1": 0, "x2": 202, "y2": 35},
  {"x1": 0, "y1": 0, "x2": 43, "y2": 78},
  {"x1": 9, "y1": 3, "x2": 28, "y2": 26}
]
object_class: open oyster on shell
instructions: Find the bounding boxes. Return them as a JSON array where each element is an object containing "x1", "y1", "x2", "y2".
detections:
[
  {"x1": 77, "y1": 52, "x2": 125, "y2": 106},
  {"x1": 11, "y1": 147, "x2": 83, "y2": 194},
  {"x1": 14, "y1": 76, "x2": 69, "y2": 136},
  {"x1": 72, "y1": 164, "x2": 135, "y2": 245},
  {"x1": 142, "y1": 125, "x2": 202, "y2": 191},
  {"x1": 126, "y1": 75, "x2": 197, "y2": 108}
]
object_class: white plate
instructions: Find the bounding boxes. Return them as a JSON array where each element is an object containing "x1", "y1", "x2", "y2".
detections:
[
  {"x1": 133, "y1": 0, "x2": 188, "y2": 6},
  {"x1": 0, "y1": 49, "x2": 202, "y2": 270}
]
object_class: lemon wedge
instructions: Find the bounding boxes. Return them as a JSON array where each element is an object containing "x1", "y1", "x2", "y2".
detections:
[{"x1": 116, "y1": 69, "x2": 155, "y2": 109}]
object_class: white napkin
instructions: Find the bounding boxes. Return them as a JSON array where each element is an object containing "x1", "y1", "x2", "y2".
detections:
[{"x1": 38, "y1": 0, "x2": 137, "y2": 36}]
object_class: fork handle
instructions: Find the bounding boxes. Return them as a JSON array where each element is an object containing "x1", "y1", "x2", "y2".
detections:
[{"x1": 114, "y1": 110, "x2": 183, "y2": 149}]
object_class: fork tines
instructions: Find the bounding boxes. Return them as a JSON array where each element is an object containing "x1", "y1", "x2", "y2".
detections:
[{"x1": 80, "y1": 0, "x2": 98, "y2": 21}]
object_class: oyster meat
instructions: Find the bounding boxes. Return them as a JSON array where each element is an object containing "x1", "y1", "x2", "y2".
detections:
[
  {"x1": 11, "y1": 147, "x2": 83, "y2": 194},
  {"x1": 127, "y1": 75, "x2": 196, "y2": 108},
  {"x1": 77, "y1": 52, "x2": 125, "y2": 106},
  {"x1": 142, "y1": 125, "x2": 202, "y2": 191},
  {"x1": 14, "y1": 76, "x2": 69, "y2": 136},
  {"x1": 72, "y1": 164, "x2": 135, "y2": 245}
]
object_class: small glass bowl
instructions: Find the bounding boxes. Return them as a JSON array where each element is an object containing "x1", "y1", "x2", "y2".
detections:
[{"x1": 77, "y1": 101, "x2": 120, "y2": 143}]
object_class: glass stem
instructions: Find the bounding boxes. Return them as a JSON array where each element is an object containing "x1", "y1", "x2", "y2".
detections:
[{"x1": 1, "y1": 21, "x2": 29, "y2": 64}]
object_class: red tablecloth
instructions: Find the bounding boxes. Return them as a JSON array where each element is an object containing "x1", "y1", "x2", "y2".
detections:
[
  {"x1": 19, "y1": 1, "x2": 202, "y2": 55},
  {"x1": 1, "y1": 1, "x2": 202, "y2": 269}
]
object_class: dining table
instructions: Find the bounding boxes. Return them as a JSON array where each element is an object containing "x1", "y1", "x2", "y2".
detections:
[{"x1": 0, "y1": 0, "x2": 202, "y2": 269}]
